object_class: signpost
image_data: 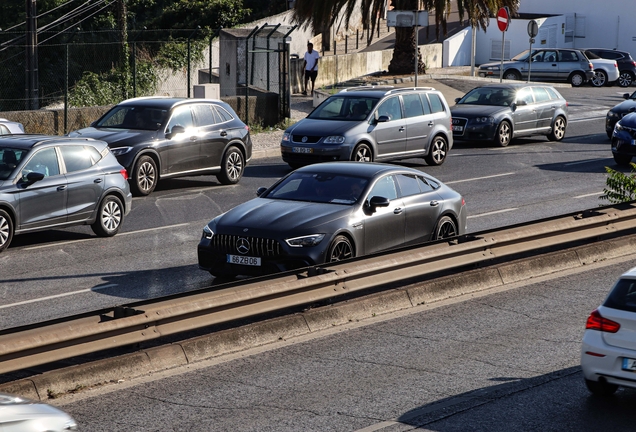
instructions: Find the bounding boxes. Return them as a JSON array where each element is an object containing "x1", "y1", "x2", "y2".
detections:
[
  {"x1": 387, "y1": 10, "x2": 428, "y2": 86},
  {"x1": 497, "y1": 7, "x2": 510, "y2": 82},
  {"x1": 527, "y1": 20, "x2": 539, "y2": 82}
]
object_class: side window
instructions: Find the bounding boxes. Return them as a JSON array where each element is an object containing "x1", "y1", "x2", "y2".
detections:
[
  {"x1": 402, "y1": 94, "x2": 424, "y2": 118},
  {"x1": 166, "y1": 106, "x2": 194, "y2": 132},
  {"x1": 60, "y1": 145, "x2": 95, "y2": 173},
  {"x1": 545, "y1": 87, "x2": 560, "y2": 100},
  {"x1": 543, "y1": 50, "x2": 557, "y2": 62},
  {"x1": 376, "y1": 97, "x2": 402, "y2": 121},
  {"x1": 193, "y1": 104, "x2": 217, "y2": 127},
  {"x1": 532, "y1": 87, "x2": 550, "y2": 103},
  {"x1": 396, "y1": 174, "x2": 421, "y2": 197},
  {"x1": 416, "y1": 176, "x2": 435, "y2": 192},
  {"x1": 368, "y1": 175, "x2": 398, "y2": 201},
  {"x1": 427, "y1": 93, "x2": 445, "y2": 113},
  {"x1": 22, "y1": 147, "x2": 60, "y2": 178},
  {"x1": 516, "y1": 87, "x2": 534, "y2": 104},
  {"x1": 419, "y1": 94, "x2": 432, "y2": 114},
  {"x1": 214, "y1": 106, "x2": 234, "y2": 122},
  {"x1": 0, "y1": 125, "x2": 9, "y2": 135}
]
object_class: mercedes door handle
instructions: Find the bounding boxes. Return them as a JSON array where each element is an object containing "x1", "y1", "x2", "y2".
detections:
[
  {"x1": 393, "y1": 207, "x2": 403, "y2": 214},
  {"x1": 398, "y1": 127, "x2": 405, "y2": 132},
  {"x1": 430, "y1": 200, "x2": 439, "y2": 206},
  {"x1": 93, "y1": 178, "x2": 102, "y2": 183},
  {"x1": 57, "y1": 185, "x2": 67, "y2": 191},
  {"x1": 220, "y1": 131, "x2": 228, "y2": 137}
]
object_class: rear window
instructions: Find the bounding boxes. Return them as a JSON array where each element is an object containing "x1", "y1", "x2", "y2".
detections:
[
  {"x1": 604, "y1": 278, "x2": 636, "y2": 313},
  {"x1": 427, "y1": 93, "x2": 446, "y2": 113}
]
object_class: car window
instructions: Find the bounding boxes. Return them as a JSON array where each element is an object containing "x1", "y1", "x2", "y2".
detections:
[
  {"x1": 532, "y1": 87, "x2": 550, "y2": 103},
  {"x1": 516, "y1": 87, "x2": 534, "y2": 104},
  {"x1": 0, "y1": 125, "x2": 9, "y2": 135},
  {"x1": 22, "y1": 147, "x2": 60, "y2": 178},
  {"x1": 544, "y1": 87, "x2": 560, "y2": 100},
  {"x1": 376, "y1": 97, "x2": 402, "y2": 121},
  {"x1": 417, "y1": 176, "x2": 435, "y2": 192},
  {"x1": 402, "y1": 94, "x2": 424, "y2": 118},
  {"x1": 345, "y1": 98, "x2": 373, "y2": 120},
  {"x1": 604, "y1": 278, "x2": 636, "y2": 313},
  {"x1": 601, "y1": 51, "x2": 622, "y2": 60},
  {"x1": 193, "y1": 104, "x2": 217, "y2": 126},
  {"x1": 560, "y1": 51, "x2": 579, "y2": 62},
  {"x1": 214, "y1": 106, "x2": 234, "y2": 122},
  {"x1": 531, "y1": 51, "x2": 545, "y2": 62},
  {"x1": 0, "y1": 147, "x2": 25, "y2": 180},
  {"x1": 60, "y1": 145, "x2": 99, "y2": 173},
  {"x1": 97, "y1": 106, "x2": 166, "y2": 130},
  {"x1": 166, "y1": 106, "x2": 194, "y2": 132},
  {"x1": 419, "y1": 94, "x2": 432, "y2": 114},
  {"x1": 427, "y1": 94, "x2": 445, "y2": 113},
  {"x1": 396, "y1": 174, "x2": 421, "y2": 197},
  {"x1": 583, "y1": 50, "x2": 600, "y2": 60},
  {"x1": 265, "y1": 171, "x2": 369, "y2": 205},
  {"x1": 369, "y1": 175, "x2": 398, "y2": 200}
]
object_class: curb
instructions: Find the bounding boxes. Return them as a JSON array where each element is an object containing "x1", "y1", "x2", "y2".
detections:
[{"x1": 2, "y1": 233, "x2": 635, "y2": 400}]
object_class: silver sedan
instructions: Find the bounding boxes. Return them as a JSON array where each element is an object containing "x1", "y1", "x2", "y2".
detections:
[{"x1": 0, "y1": 392, "x2": 78, "y2": 431}]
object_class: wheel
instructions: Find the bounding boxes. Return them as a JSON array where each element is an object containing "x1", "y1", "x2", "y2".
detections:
[
  {"x1": 570, "y1": 72, "x2": 586, "y2": 87},
  {"x1": 0, "y1": 209, "x2": 14, "y2": 253},
  {"x1": 91, "y1": 195, "x2": 124, "y2": 237},
  {"x1": 327, "y1": 235, "x2": 354, "y2": 262},
  {"x1": 216, "y1": 146, "x2": 244, "y2": 185},
  {"x1": 432, "y1": 215, "x2": 458, "y2": 240},
  {"x1": 494, "y1": 120, "x2": 511, "y2": 147},
  {"x1": 591, "y1": 70, "x2": 608, "y2": 87},
  {"x1": 548, "y1": 116, "x2": 567, "y2": 141},
  {"x1": 351, "y1": 143, "x2": 372, "y2": 162},
  {"x1": 131, "y1": 155, "x2": 158, "y2": 196},
  {"x1": 503, "y1": 70, "x2": 521, "y2": 81},
  {"x1": 617, "y1": 70, "x2": 634, "y2": 88},
  {"x1": 424, "y1": 135, "x2": 448, "y2": 166},
  {"x1": 613, "y1": 153, "x2": 632, "y2": 166},
  {"x1": 585, "y1": 379, "x2": 618, "y2": 396}
]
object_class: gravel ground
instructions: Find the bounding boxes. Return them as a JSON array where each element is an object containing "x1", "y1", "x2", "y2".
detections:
[{"x1": 250, "y1": 96, "x2": 314, "y2": 151}]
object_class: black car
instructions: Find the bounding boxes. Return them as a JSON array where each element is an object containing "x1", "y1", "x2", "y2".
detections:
[
  {"x1": 610, "y1": 111, "x2": 636, "y2": 166},
  {"x1": 0, "y1": 135, "x2": 132, "y2": 252},
  {"x1": 584, "y1": 48, "x2": 636, "y2": 87},
  {"x1": 197, "y1": 162, "x2": 467, "y2": 277},
  {"x1": 69, "y1": 97, "x2": 252, "y2": 196},
  {"x1": 605, "y1": 91, "x2": 636, "y2": 138}
]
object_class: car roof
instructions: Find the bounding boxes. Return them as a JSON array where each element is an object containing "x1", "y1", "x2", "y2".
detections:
[
  {"x1": 0, "y1": 134, "x2": 104, "y2": 149},
  {"x1": 473, "y1": 83, "x2": 555, "y2": 90},
  {"x1": 294, "y1": 161, "x2": 421, "y2": 178},
  {"x1": 338, "y1": 86, "x2": 439, "y2": 97},
  {"x1": 117, "y1": 96, "x2": 226, "y2": 109}
]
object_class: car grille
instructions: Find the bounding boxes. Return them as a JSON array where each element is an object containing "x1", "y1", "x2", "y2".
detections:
[
  {"x1": 292, "y1": 135, "x2": 321, "y2": 143},
  {"x1": 451, "y1": 117, "x2": 467, "y2": 136},
  {"x1": 212, "y1": 234, "x2": 282, "y2": 257}
]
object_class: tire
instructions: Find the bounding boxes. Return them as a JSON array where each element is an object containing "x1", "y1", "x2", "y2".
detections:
[
  {"x1": 432, "y1": 215, "x2": 458, "y2": 241},
  {"x1": 327, "y1": 235, "x2": 354, "y2": 262},
  {"x1": 494, "y1": 120, "x2": 511, "y2": 147},
  {"x1": 91, "y1": 195, "x2": 124, "y2": 237},
  {"x1": 424, "y1": 135, "x2": 448, "y2": 166},
  {"x1": 585, "y1": 379, "x2": 618, "y2": 396},
  {"x1": 503, "y1": 70, "x2": 521, "y2": 81},
  {"x1": 548, "y1": 116, "x2": 567, "y2": 141},
  {"x1": 591, "y1": 70, "x2": 608, "y2": 87},
  {"x1": 351, "y1": 143, "x2": 373, "y2": 162},
  {"x1": 569, "y1": 72, "x2": 586, "y2": 87},
  {"x1": 0, "y1": 209, "x2": 14, "y2": 253},
  {"x1": 617, "y1": 71, "x2": 634, "y2": 88},
  {"x1": 131, "y1": 155, "x2": 158, "y2": 196},
  {"x1": 613, "y1": 153, "x2": 632, "y2": 166},
  {"x1": 216, "y1": 146, "x2": 244, "y2": 185}
]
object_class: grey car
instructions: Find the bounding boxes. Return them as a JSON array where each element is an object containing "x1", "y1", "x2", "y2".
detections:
[
  {"x1": 478, "y1": 48, "x2": 595, "y2": 87},
  {"x1": 198, "y1": 162, "x2": 466, "y2": 277},
  {"x1": 450, "y1": 83, "x2": 568, "y2": 147},
  {"x1": 0, "y1": 135, "x2": 132, "y2": 252},
  {"x1": 280, "y1": 87, "x2": 453, "y2": 169},
  {"x1": 0, "y1": 118, "x2": 25, "y2": 135},
  {"x1": 0, "y1": 392, "x2": 78, "y2": 431}
]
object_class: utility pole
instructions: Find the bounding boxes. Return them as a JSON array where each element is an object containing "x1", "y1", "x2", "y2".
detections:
[{"x1": 25, "y1": 0, "x2": 39, "y2": 110}]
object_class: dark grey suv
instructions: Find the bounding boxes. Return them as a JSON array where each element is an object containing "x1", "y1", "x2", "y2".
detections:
[
  {"x1": 280, "y1": 86, "x2": 453, "y2": 169},
  {"x1": 0, "y1": 135, "x2": 132, "y2": 252}
]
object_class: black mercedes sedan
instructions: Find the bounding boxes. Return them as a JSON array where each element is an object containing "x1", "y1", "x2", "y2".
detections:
[
  {"x1": 606, "y1": 91, "x2": 636, "y2": 139},
  {"x1": 450, "y1": 83, "x2": 568, "y2": 147},
  {"x1": 69, "y1": 97, "x2": 252, "y2": 196},
  {"x1": 198, "y1": 162, "x2": 467, "y2": 277}
]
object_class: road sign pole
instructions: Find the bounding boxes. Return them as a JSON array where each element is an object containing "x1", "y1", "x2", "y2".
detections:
[
  {"x1": 528, "y1": 39, "x2": 533, "y2": 82},
  {"x1": 527, "y1": 20, "x2": 539, "y2": 83},
  {"x1": 500, "y1": 31, "x2": 505, "y2": 82},
  {"x1": 496, "y1": 7, "x2": 509, "y2": 83},
  {"x1": 414, "y1": 10, "x2": 418, "y2": 87}
]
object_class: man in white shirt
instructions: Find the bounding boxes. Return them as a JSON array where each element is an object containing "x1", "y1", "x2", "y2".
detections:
[{"x1": 303, "y1": 42, "x2": 320, "y2": 96}]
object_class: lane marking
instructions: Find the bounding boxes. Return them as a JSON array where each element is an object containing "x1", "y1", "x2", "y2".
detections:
[
  {"x1": 445, "y1": 172, "x2": 515, "y2": 185},
  {"x1": 574, "y1": 192, "x2": 602, "y2": 199},
  {"x1": 0, "y1": 284, "x2": 118, "y2": 310},
  {"x1": 467, "y1": 208, "x2": 517, "y2": 219}
]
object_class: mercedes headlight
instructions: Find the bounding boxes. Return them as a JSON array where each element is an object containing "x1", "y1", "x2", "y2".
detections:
[
  {"x1": 324, "y1": 136, "x2": 345, "y2": 144},
  {"x1": 285, "y1": 234, "x2": 325, "y2": 247},
  {"x1": 110, "y1": 146, "x2": 133, "y2": 156}
]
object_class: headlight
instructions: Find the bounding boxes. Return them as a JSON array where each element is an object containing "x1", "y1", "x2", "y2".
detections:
[
  {"x1": 282, "y1": 132, "x2": 290, "y2": 142},
  {"x1": 324, "y1": 136, "x2": 345, "y2": 144},
  {"x1": 483, "y1": 66, "x2": 499, "y2": 71},
  {"x1": 285, "y1": 233, "x2": 325, "y2": 247},
  {"x1": 474, "y1": 117, "x2": 495, "y2": 124},
  {"x1": 607, "y1": 111, "x2": 619, "y2": 119},
  {"x1": 110, "y1": 146, "x2": 133, "y2": 156},
  {"x1": 615, "y1": 122, "x2": 624, "y2": 132},
  {"x1": 202, "y1": 225, "x2": 214, "y2": 240}
]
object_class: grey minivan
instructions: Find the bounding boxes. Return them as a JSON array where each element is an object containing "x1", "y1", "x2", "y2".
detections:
[{"x1": 280, "y1": 86, "x2": 453, "y2": 169}]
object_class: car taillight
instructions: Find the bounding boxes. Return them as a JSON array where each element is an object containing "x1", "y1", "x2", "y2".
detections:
[
  {"x1": 632, "y1": 61, "x2": 636, "y2": 67},
  {"x1": 588, "y1": 62, "x2": 594, "y2": 70},
  {"x1": 614, "y1": 62, "x2": 618, "y2": 69},
  {"x1": 585, "y1": 309, "x2": 620, "y2": 333},
  {"x1": 245, "y1": 125, "x2": 250, "y2": 132},
  {"x1": 120, "y1": 168, "x2": 129, "y2": 180},
  {"x1": 461, "y1": 197, "x2": 465, "y2": 206}
]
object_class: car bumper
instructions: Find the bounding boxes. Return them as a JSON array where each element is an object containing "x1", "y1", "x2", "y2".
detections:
[
  {"x1": 581, "y1": 330, "x2": 636, "y2": 390},
  {"x1": 452, "y1": 122, "x2": 497, "y2": 141},
  {"x1": 280, "y1": 142, "x2": 352, "y2": 164},
  {"x1": 612, "y1": 131, "x2": 636, "y2": 155}
]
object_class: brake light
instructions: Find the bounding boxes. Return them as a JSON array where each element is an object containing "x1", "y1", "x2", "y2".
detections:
[
  {"x1": 588, "y1": 62, "x2": 594, "y2": 70},
  {"x1": 245, "y1": 125, "x2": 250, "y2": 132},
  {"x1": 461, "y1": 197, "x2": 465, "y2": 206},
  {"x1": 632, "y1": 61, "x2": 636, "y2": 67},
  {"x1": 120, "y1": 168, "x2": 129, "y2": 180},
  {"x1": 586, "y1": 309, "x2": 620, "y2": 333},
  {"x1": 614, "y1": 62, "x2": 618, "y2": 69}
]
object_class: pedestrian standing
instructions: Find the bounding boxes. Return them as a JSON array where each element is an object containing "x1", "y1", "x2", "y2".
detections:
[{"x1": 303, "y1": 42, "x2": 320, "y2": 96}]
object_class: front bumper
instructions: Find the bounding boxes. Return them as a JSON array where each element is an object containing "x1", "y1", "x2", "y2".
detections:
[
  {"x1": 280, "y1": 142, "x2": 352, "y2": 165},
  {"x1": 581, "y1": 330, "x2": 636, "y2": 389},
  {"x1": 452, "y1": 119, "x2": 497, "y2": 141},
  {"x1": 612, "y1": 130, "x2": 636, "y2": 156}
]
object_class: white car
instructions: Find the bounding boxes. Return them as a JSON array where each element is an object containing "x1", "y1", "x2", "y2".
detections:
[
  {"x1": 584, "y1": 50, "x2": 620, "y2": 87},
  {"x1": 0, "y1": 392, "x2": 78, "y2": 431},
  {"x1": 0, "y1": 118, "x2": 25, "y2": 135},
  {"x1": 581, "y1": 266, "x2": 636, "y2": 395}
]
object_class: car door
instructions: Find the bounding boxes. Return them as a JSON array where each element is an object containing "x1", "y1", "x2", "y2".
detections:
[
  {"x1": 396, "y1": 173, "x2": 442, "y2": 245},
  {"x1": 17, "y1": 147, "x2": 68, "y2": 230},
  {"x1": 557, "y1": 50, "x2": 582, "y2": 81},
  {"x1": 511, "y1": 87, "x2": 538, "y2": 134},
  {"x1": 362, "y1": 174, "x2": 405, "y2": 254},
  {"x1": 162, "y1": 105, "x2": 199, "y2": 174},
  {"x1": 60, "y1": 145, "x2": 105, "y2": 222},
  {"x1": 531, "y1": 86, "x2": 555, "y2": 130},
  {"x1": 196, "y1": 104, "x2": 234, "y2": 170},
  {"x1": 372, "y1": 96, "x2": 407, "y2": 157},
  {"x1": 530, "y1": 50, "x2": 559, "y2": 81},
  {"x1": 403, "y1": 93, "x2": 429, "y2": 154}
]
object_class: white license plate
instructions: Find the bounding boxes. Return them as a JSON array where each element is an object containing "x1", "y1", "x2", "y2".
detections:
[
  {"x1": 227, "y1": 254, "x2": 261, "y2": 266},
  {"x1": 292, "y1": 147, "x2": 313, "y2": 154},
  {"x1": 452, "y1": 125, "x2": 463, "y2": 132},
  {"x1": 622, "y1": 357, "x2": 636, "y2": 371},
  {"x1": 631, "y1": 139, "x2": 636, "y2": 146}
]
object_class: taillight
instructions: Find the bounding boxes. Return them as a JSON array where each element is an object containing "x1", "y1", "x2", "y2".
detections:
[
  {"x1": 461, "y1": 197, "x2": 465, "y2": 206},
  {"x1": 614, "y1": 62, "x2": 618, "y2": 69},
  {"x1": 245, "y1": 125, "x2": 250, "y2": 132},
  {"x1": 632, "y1": 61, "x2": 636, "y2": 67},
  {"x1": 120, "y1": 168, "x2": 129, "y2": 180},
  {"x1": 586, "y1": 309, "x2": 620, "y2": 333},
  {"x1": 588, "y1": 62, "x2": 594, "y2": 70}
]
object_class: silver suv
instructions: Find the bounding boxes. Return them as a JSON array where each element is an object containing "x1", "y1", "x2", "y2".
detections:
[{"x1": 280, "y1": 86, "x2": 453, "y2": 169}]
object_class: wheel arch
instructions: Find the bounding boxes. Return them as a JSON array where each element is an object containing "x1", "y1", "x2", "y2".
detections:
[
  {"x1": 328, "y1": 229, "x2": 357, "y2": 258},
  {"x1": 431, "y1": 211, "x2": 460, "y2": 241},
  {"x1": 224, "y1": 140, "x2": 248, "y2": 161},
  {"x1": 0, "y1": 203, "x2": 17, "y2": 231},
  {"x1": 503, "y1": 68, "x2": 521, "y2": 79},
  {"x1": 352, "y1": 139, "x2": 375, "y2": 159},
  {"x1": 131, "y1": 149, "x2": 161, "y2": 176}
]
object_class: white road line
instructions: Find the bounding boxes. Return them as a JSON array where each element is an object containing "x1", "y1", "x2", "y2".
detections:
[
  {"x1": 467, "y1": 208, "x2": 518, "y2": 219},
  {"x1": 0, "y1": 284, "x2": 118, "y2": 310},
  {"x1": 445, "y1": 172, "x2": 515, "y2": 185},
  {"x1": 574, "y1": 192, "x2": 603, "y2": 199}
]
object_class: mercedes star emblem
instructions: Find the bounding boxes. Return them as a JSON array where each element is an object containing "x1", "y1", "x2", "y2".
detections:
[{"x1": 236, "y1": 238, "x2": 250, "y2": 255}]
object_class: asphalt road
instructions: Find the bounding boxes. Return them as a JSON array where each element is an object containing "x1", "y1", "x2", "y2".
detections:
[{"x1": 0, "y1": 81, "x2": 629, "y2": 330}]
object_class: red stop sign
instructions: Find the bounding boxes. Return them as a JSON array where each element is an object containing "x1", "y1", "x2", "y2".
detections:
[{"x1": 497, "y1": 7, "x2": 509, "y2": 32}]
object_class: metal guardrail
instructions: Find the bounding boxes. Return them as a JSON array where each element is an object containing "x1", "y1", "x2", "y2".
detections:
[{"x1": 1, "y1": 203, "x2": 635, "y2": 375}]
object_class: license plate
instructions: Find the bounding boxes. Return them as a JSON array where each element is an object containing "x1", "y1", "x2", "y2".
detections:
[
  {"x1": 622, "y1": 357, "x2": 636, "y2": 371},
  {"x1": 631, "y1": 139, "x2": 636, "y2": 146},
  {"x1": 227, "y1": 254, "x2": 261, "y2": 266},
  {"x1": 452, "y1": 125, "x2": 463, "y2": 132},
  {"x1": 292, "y1": 147, "x2": 313, "y2": 154}
]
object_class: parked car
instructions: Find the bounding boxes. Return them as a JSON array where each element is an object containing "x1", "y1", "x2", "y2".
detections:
[
  {"x1": 581, "y1": 266, "x2": 636, "y2": 396},
  {"x1": 449, "y1": 83, "x2": 568, "y2": 147},
  {"x1": 581, "y1": 50, "x2": 619, "y2": 87},
  {"x1": 280, "y1": 86, "x2": 453, "y2": 169},
  {"x1": 0, "y1": 392, "x2": 78, "y2": 431},
  {"x1": 198, "y1": 162, "x2": 466, "y2": 277},
  {"x1": 0, "y1": 135, "x2": 132, "y2": 252},
  {"x1": 605, "y1": 90, "x2": 636, "y2": 138},
  {"x1": 584, "y1": 48, "x2": 636, "y2": 87},
  {"x1": 609, "y1": 111, "x2": 636, "y2": 165},
  {"x1": 0, "y1": 118, "x2": 24, "y2": 135},
  {"x1": 478, "y1": 48, "x2": 595, "y2": 87},
  {"x1": 69, "y1": 97, "x2": 252, "y2": 196}
]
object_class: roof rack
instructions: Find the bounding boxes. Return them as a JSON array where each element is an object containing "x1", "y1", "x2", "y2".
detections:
[
  {"x1": 339, "y1": 85, "x2": 395, "y2": 93},
  {"x1": 385, "y1": 87, "x2": 436, "y2": 94}
]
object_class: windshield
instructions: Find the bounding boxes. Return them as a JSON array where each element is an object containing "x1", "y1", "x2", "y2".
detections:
[
  {"x1": 511, "y1": 50, "x2": 530, "y2": 61},
  {"x1": 264, "y1": 171, "x2": 369, "y2": 205},
  {"x1": 308, "y1": 96, "x2": 378, "y2": 121},
  {"x1": 95, "y1": 105, "x2": 169, "y2": 130},
  {"x1": 457, "y1": 87, "x2": 515, "y2": 107},
  {"x1": 0, "y1": 147, "x2": 28, "y2": 181}
]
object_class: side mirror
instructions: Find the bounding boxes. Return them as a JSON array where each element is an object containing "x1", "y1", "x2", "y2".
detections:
[
  {"x1": 369, "y1": 196, "x2": 390, "y2": 210},
  {"x1": 90, "y1": 121, "x2": 97, "y2": 127},
  {"x1": 376, "y1": 115, "x2": 390, "y2": 123},
  {"x1": 454, "y1": 97, "x2": 461, "y2": 103},
  {"x1": 256, "y1": 187, "x2": 268, "y2": 196},
  {"x1": 22, "y1": 171, "x2": 45, "y2": 185},
  {"x1": 166, "y1": 125, "x2": 185, "y2": 139},
  {"x1": 515, "y1": 100, "x2": 527, "y2": 106},
  {"x1": 624, "y1": 93, "x2": 631, "y2": 100}
]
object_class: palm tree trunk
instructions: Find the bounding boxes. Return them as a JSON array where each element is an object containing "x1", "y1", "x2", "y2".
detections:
[{"x1": 388, "y1": 26, "x2": 424, "y2": 74}]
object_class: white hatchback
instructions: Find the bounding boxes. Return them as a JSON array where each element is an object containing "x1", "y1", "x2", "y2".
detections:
[{"x1": 581, "y1": 266, "x2": 636, "y2": 395}]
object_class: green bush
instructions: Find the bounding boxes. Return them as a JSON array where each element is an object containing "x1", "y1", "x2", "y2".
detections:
[{"x1": 601, "y1": 163, "x2": 636, "y2": 204}]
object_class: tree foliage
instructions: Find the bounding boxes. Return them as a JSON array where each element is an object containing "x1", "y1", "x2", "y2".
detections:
[{"x1": 601, "y1": 164, "x2": 636, "y2": 204}]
